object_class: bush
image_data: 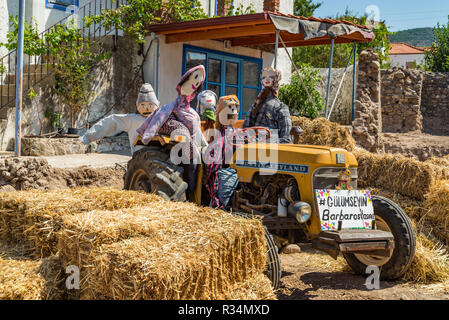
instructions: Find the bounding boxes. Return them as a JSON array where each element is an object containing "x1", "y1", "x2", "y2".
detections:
[
  {"x1": 279, "y1": 63, "x2": 324, "y2": 119},
  {"x1": 425, "y1": 17, "x2": 449, "y2": 72}
]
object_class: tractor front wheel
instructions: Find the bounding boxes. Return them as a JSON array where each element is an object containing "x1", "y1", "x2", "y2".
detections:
[
  {"x1": 124, "y1": 146, "x2": 188, "y2": 201},
  {"x1": 343, "y1": 195, "x2": 416, "y2": 280}
]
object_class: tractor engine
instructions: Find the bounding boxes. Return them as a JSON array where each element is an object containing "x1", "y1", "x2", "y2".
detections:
[{"x1": 232, "y1": 173, "x2": 300, "y2": 217}]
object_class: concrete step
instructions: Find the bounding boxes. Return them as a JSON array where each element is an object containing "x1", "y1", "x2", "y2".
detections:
[
  {"x1": 22, "y1": 64, "x2": 52, "y2": 73},
  {"x1": 0, "y1": 105, "x2": 10, "y2": 119},
  {"x1": 1, "y1": 95, "x2": 15, "y2": 106},
  {"x1": 0, "y1": 84, "x2": 16, "y2": 96},
  {"x1": 4, "y1": 73, "x2": 47, "y2": 86}
]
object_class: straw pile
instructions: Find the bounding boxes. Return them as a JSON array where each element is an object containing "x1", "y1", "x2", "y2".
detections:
[
  {"x1": 0, "y1": 243, "x2": 66, "y2": 300},
  {"x1": 0, "y1": 188, "x2": 161, "y2": 258},
  {"x1": 422, "y1": 180, "x2": 449, "y2": 245},
  {"x1": 57, "y1": 200, "x2": 267, "y2": 300},
  {"x1": 355, "y1": 150, "x2": 449, "y2": 200},
  {"x1": 403, "y1": 233, "x2": 449, "y2": 284},
  {"x1": 291, "y1": 116, "x2": 356, "y2": 151},
  {"x1": 222, "y1": 274, "x2": 276, "y2": 300},
  {"x1": 0, "y1": 256, "x2": 45, "y2": 300},
  {"x1": 426, "y1": 157, "x2": 449, "y2": 168}
]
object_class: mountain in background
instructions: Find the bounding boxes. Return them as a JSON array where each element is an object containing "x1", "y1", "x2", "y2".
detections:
[{"x1": 390, "y1": 28, "x2": 435, "y2": 47}]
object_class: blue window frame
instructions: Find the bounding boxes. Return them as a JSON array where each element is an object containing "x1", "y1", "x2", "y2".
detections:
[
  {"x1": 182, "y1": 45, "x2": 262, "y2": 119},
  {"x1": 46, "y1": 0, "x2": 79, "y2": 12}
]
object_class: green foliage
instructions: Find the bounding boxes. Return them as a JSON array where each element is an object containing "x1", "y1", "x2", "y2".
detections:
[
  {"x1": 45, "y1": 23, "x2": 109, "y2": 127},
  {"x1": 292, "y1": 8, "x2": 392, "y2": 68},
  {"x1": 0, "y1": 15, "x2": 45, "y2": 56},
  {"x1": 278, "y1": 63, "x2": 324, "y2": 119},
  {"x1": 294, "y1": 0, "x2": 322, "y2": 17},
  {"x1": 44, "y1": 107, "x2": 63, "y2": 129},
  {"x1": 390, "y1": 28, "x2": 434, "y2": 47},
  {"x1": 28, "y1": 87, "x2": 37, "y2": 100},
  {"x1": 85, "y1": 0, "x2": 207, "y2": 44},
  {"x1": 226, "y1": 1, "x2": 256, "y2": 16},
  {"x1": 425, "y1": 17, "x2": 449, "y2": 72},
  {"x1": 0, "y1": 65, "x2": 6, "y2": 76}
]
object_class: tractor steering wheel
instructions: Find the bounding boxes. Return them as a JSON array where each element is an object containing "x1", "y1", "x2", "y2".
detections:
[{"x1": 231, "y1": 127, "x2": 271, "y2": 146}]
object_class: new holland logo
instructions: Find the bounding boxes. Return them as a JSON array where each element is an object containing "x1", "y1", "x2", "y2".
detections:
[{"x1": 236, "y1": 160, "x2": 309, "y2": 174}]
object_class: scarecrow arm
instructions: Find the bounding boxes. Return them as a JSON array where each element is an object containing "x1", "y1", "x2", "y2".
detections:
[{"x1": 81, "y1": 114, "x2": 132, "y2": 145}]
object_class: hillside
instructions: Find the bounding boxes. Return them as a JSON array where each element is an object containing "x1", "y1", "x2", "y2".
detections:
[{"x1": 390, "y1": 28, "x2": 434, "y2": 47}]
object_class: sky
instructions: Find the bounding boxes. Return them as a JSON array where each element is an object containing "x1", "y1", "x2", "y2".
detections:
[{"x1": 314, "y1": 0, "x2": 449, "y2": 31}]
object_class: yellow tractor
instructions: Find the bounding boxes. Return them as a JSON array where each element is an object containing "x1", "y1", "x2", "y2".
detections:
[{"x1": 125, "y1": 124, "x2": 416, "y2": 289}]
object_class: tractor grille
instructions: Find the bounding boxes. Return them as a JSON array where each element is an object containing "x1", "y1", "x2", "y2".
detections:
[{"x1": 313, "y1": 167, "x2": 358, "y2": 190}]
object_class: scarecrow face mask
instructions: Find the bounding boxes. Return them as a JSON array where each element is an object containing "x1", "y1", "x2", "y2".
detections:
[
  {"x1": 180, "y1": 69, "x2": 205, "y2": 97},
  {"x1": 137, "y1": 101, "x2": 158, "y2": 117},
  {"x1": 261, "y1": 69, "x2": 277, "y2": 88},
  {"x1": 218, "y1": 99, "x2": 239, "y2": 127},
  {"x1": 199, "y1": 92, "x2": 217, "y2": 114}
]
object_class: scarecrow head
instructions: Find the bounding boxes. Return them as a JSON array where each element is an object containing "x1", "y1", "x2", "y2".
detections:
[
  {"x1": 197, "y1": 90, "x2": 218, "y2": 115},
  {"x1": 177, "y1": 65, "x2": 206, "y2": 98},
  {"x1": 136, "y1": 83, "x2": 159, "y2": 117},
  {"x1": 261, "y1": 67, "x2": 282, "y2": 90},
  {"x1": 216, "y1": 95, "x2": 240, "y2": 131}
]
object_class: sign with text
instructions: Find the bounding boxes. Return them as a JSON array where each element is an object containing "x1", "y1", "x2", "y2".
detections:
[{"x1": 316, "y1": 189, "x2": 375, "y2": 231}]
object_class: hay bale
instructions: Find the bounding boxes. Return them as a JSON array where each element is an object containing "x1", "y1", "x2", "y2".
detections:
[
  {"x1": 0, "y1": 243, "x2": 66, "y2": 300},
  {"x1": 58, "y1": 201, "x2": 266, "y2": 300},
  {"x1": 0, "y1": 188, "x2": 161, "y2": 258},
  {"x1": 422, "y1": 180, "x2": 449, "y2": 245},
  {"x1": 403, "y1": 233, "x2": 449, "y2": 284},
  {"x1": 426, "y1": 157, "x2": 449, "y2": 168},
  {"x1": 0, "y1": 257, "x2": 45, "y2": 300},
  {"x1": 355, "y1": 150, "x2": 449, "y2": 200},
  {"x1": 291, "y1": 116, "x2": 356, "y2": 151},
  {"x1": 222, "y1": 274, "x2": 276, "y2": 300}
]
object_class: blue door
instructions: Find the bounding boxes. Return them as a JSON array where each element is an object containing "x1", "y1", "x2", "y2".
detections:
[{"x1": 183, "y1": 45, "x2": 262, "y2": 119}]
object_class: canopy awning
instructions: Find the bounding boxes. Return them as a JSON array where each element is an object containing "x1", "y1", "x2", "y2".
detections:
[{"x1": 147, "y1": 12, "x2": 374, "y2": 48}]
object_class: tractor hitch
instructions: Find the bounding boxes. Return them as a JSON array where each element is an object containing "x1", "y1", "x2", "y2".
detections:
[{"x1": 312, "y1": 229, "x2": 395, "y2": 260}]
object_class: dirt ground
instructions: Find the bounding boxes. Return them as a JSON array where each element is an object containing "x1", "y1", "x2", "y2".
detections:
[
  {"x1": 383, "y1": 132, "x2": 449, "y2": 161},
  {"x1": 277, "y1": 244, "x2": 449, "y2": 300}
]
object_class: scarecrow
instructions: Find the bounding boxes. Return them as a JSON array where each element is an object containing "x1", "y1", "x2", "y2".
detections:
[
  {"x1": 243, "y1": 67, "x2": 292, "y2": 143},
  {"x1": 204, "y1": 95, "x2": 242, "y2": 209},
  {"x1": 196, "y1": 90, "x2": 218, "y2": 142},
  {"x1": 80, "y1": 83, "x2": 159, "y2": 154},
  {"x1": 136, "y1": 65, "x2": 208, "y2": 198}
]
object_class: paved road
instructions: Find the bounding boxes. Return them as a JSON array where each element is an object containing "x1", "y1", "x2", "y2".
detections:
[{"x1": 41, "y1": 151, "x2": 132, "y2": 169}]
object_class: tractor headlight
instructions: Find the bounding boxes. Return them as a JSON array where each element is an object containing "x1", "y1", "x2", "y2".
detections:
[{"x1": 288, "y1": 202, "x2": 312, "y2": 224}]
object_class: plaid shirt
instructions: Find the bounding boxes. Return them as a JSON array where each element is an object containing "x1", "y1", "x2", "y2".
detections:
[{"x1": 243, "y1": 95, "x2": 292, "y2": 143}]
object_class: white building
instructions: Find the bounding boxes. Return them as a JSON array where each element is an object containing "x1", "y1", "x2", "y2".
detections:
[{"x1": 389, "y1": 43, "x2": 427, "y2": 69}]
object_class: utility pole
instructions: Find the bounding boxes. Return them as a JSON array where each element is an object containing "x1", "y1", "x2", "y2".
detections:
[{"x1": 14, "y1": 0, "x2": 25, "y2": 157}]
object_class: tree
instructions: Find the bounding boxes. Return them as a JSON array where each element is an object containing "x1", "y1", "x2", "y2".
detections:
[
  {"x1": 45, "y1": 24, "x2": 109, "y2": 129},
  {"x1": 425, "y1": 16, "x2": 449, "y2": 72},
  {"x1": 278, "y1": 63, "x2": 324, "y2": 119},
  {"x1": 294, "y1": 0, "x2": 322, "y2": 17},
  {"x1": 85, "y1": 0, "x2": 207, "y2": 44},
  {"x1": 293, "y1": 9, "x2": 392, "y2": 68}
]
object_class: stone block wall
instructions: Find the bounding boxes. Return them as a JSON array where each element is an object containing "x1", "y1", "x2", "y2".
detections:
[
  {"x1": 421, "y1": 72, "x2": 449, "y2": 136},
  {"x1": 352, "y1": 49, "x2": 384, "y2": 153},
  {"x1": 381, "y1": 68, "x2": 423, "y2": 133}
]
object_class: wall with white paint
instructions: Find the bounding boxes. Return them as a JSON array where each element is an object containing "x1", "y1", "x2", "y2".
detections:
[{"x1": 390, "y1": 53, "x2": 425, "y2": 68}]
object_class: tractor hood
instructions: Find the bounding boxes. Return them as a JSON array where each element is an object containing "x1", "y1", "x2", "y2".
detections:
[{"x1": 232, "y1": 143, "x2": 358, "y2": 169}]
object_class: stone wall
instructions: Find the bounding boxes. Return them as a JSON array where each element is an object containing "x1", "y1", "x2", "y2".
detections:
[
  {"x1": 381, "y1": 68, "x2": 423, "y2": 133},
  {"x1": 421, "y1": 72, "x2": 449, "y2": 136},
  {"x1": 352, "y1": 49, "x2": 384, "y2": 153},
  {"x1": 0, "y1": 36, "x2": 140, "y2": 151}
]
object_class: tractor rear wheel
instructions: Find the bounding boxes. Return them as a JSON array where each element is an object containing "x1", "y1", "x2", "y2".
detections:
[
  {"x1": 343, "y1": 195, "x2": 416, "y2": 280},
  {"x1": 124, "y1": 146, "x2": 188, "y2": 201},
  {"x1": 231, "y1": 212, "x2": 281, "y2": 289}
]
